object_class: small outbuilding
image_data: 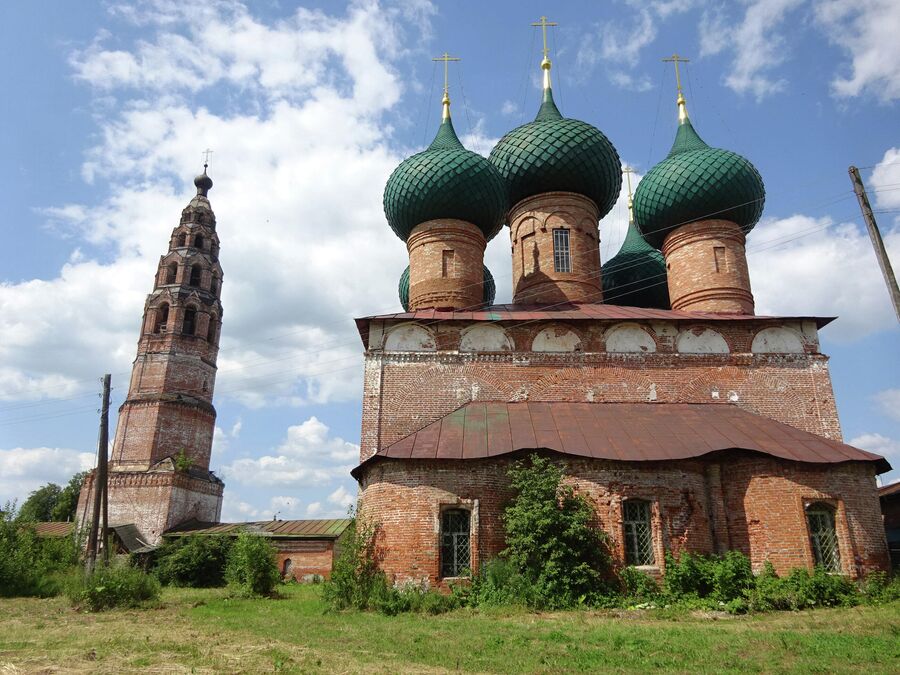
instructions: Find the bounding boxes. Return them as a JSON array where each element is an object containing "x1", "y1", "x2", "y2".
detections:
[
  {"x1": 879, "y1": 482, "x2": 900, "y2": 569},
  {"x1": 165, "y1": 518, "x2": 352, "y2": 581}
]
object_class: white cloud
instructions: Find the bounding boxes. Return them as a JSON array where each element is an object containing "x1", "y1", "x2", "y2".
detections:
[
  {"x1": 747, "y1": 214, "x2": 900, "y2": 341},
  {"x1": 221, "y1": 416, "x2": 357, "y2": 488},
  {"x1": 815, "y1": 0, "x2": 900, "y2": 101},
  {"x1": 849, "y1": 432, "x2": 900, "y2": 464},
  {"x1": 873, "y1": 389, "x2": 900, "y2": 422},
  {"x1": 700, "y1": 0, "x2": 804, "y2": 100},
  {"x1": 220, "y1": 497, "x2": 261, "y2": 522},
  {"x1": 0, "y1": 1, "x2": 430, "y2": 407},
  {"x1": 328, "y1": 484, "x2": 356, "y2": 509},
  {"x1": 305, "y1": 502, "x2": 323, "y2": 516},
  {"x1": 871, "y1": 147, "x2": 900, "y2": 211},
  {"x1": 500, "y1": 100, "x2": 518, "y2": 116},
  {"x1": 230, "y1": 418, "x2": 242, "y2": 438},
  {"x1": 0, "y1": 447, "x2": 95, "y2": 506}
]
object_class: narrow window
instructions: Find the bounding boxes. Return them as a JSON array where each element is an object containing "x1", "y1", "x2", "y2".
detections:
[
  {"x1": 210, "y1": 277, "x2": 218, "y2": 296},
  {"x1": 440, "y1": 509, "x2": 471, "y2": 578},
  {"x1": 623, "y1": 499, "x2": 655, "y2": 566},
  {"x1": 713, "y1": 246, "x2": 727, "y2": 273},
  {"x1": 553, "y1": 228, "x2": 571, "y2": 273},
  {"x1": 806, "y1": 503, "x2": 840, "y2": 572},
  {"x1": 441, "y1": 250, "x2": 455, "y2": 278},
  {"x1": 206, "y1": 318, "x2": 217, "y2": 343},
  {"x1": 189, "y1": 265, "x2": 202, "y2": 287},
  {"x1": 282, "y1": 558, "x2": 293, "y2": 579},
  {"x1": 176, "y1": 233, "x2": 187, "y2": 247},
  {"x1": 154, "y1": 304, "x2": 169, "y2": 334},
  {"x1": 166, "y1": 263, "x2": 178, "y2": 284},
  {"x1": 194, "y1": 234, "x2": 204, "y2": 251},
  {"x1": 183, "y1": 307, "x2": 197, "y2": 336},
  {"x1": 522, "y1": 232, "x2": 537, "y2": 275}
]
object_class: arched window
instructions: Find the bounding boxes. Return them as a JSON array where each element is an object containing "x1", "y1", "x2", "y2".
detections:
[
  {"x1": 282, "y1": 558, "x2": 293, "y2": 579},
  {"x1": 189, "y1": 265, "x2": 202, "y2": 287},
  {"x1": 623, "y1": 499, "x2": 654, "y2": 566},
  {"x1": 176, "y1": 233, "x2": 186, "y2": 247},
  {"x1": 553, "y1": 228, "x2": 571, "y2": 273},
  {"x1": 166, "y1": 263, "x2": 177, "y2": 284},
  {"x1": 440, "y1": 509, "x2": 471, "y2": 578},
  {"x1": 206, "y1": 318, "x2": 217, "y2": 344},
  {"x1": 806, "y1": 503, "x2": 840, "y2": 572},
  {"x1": 210, "y1": 277, "x2": 218, "y2": 296},
  {"x1": 154, "y1": 304, "x2": 169, "y2": 334},
  {"x1": 194, "y1": 234, "x2": 204, "y2": 250},
  {"x1": 183, "y1": 307, "x2": 197, "y2": 336}
]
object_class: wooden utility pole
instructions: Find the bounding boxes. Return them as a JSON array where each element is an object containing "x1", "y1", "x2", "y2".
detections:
[
  {"x1": 85, "y1": 374, "x2": 111, "y2": 572},
  {"x1": 849, "y1": 166, "x2": 900, "y2": 322}
]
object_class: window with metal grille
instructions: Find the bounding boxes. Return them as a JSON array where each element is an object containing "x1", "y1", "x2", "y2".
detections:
[
  {"x1": 623, "y1": 499, "x2": 655, "y2": 566},
  {"x1": 806, "y1": 503, "x2": 840, "y2": 572},
  {"x1": 553, "y1": 228, "x2": 571, "y2": 273},
  {"x1": 440, "y1": 509, "x2": 471, "y2": 578}
]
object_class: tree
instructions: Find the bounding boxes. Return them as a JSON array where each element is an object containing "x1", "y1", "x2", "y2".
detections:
[
  {"x1": 17, "y1": 484, "x2": 62, "y2": 522},
  {"x1": 51, "y1": 471, "x2": 88, "y2": 522},
  {"x1": 502, "y1": 454, "x2": 612, "y2": 608}
]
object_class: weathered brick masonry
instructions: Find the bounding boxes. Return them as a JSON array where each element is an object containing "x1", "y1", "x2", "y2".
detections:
[{"x1": 355, "y1": 313, "x2": 889, "y2": 586}]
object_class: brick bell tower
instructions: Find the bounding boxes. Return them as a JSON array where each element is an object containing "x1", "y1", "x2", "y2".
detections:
[{"x1": 77, "y1": 164, "x2": 225, "y2": 546}]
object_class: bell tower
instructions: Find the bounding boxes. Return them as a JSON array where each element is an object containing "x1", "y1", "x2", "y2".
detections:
[{"x1": 77, "y1": 165, "x2": 225, "y2": 546}]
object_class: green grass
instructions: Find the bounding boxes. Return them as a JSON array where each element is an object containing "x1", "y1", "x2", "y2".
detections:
[{"x1": 1, "y1": 584, "x2": 898, "y2": 673}]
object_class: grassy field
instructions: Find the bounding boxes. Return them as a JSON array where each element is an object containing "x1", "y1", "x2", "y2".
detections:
[{"x1": 1, "y1": 585, "x2": 898, "y2": 673}]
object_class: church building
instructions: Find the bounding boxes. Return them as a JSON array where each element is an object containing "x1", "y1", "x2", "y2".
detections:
[{"x1": 351, "y1": 37, "x2": 891, "y2": 585}]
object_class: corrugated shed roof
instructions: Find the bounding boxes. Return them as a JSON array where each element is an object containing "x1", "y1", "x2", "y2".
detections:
[
  {"x1": 110, "y1": 523, "x2": 154, "y2": 553},
  {"x1": 32, "y1": 522, "x2": 75, "y2": 537},
  {"x1": 879, "y1": 481, "x2": 900, "y2": 499},
  {"x1": 354, "y1": 302, "x2": 834, "y2": 349},
  {"x1": 166, "y1": 518, "x2": 352, "y2": 539},
  {"x1": 353, "y1": 402, "x2": 889, "y2": 477}
]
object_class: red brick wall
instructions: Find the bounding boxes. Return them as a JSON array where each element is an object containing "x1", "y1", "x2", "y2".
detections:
[
  {"x1": 274, "y1": 540, "x2": 337, "y2": 580},
  {"x1": 509, "y1": 192, "x2": 603, "y2": 304},
  {"x1": 662, "y1": 219, "x2": 754, "y2": 314},
  {"x1": 360, "y1": 318, "x2": 840, "y2": 462},
  {"x1": 358, "y1": 454, "x2": 887, "y2": 588},
  {"x1": 407, "y1": 219, "x2": 486, "y2": 311}
]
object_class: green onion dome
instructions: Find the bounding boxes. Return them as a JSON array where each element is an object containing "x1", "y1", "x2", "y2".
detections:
[
  {"x1": 602, "y1": 222, "x2": 670, "y2": 309},
  {"x1": 488, "y1": 88, "x2": 622, "y2": 217},
  {"x1": 633, "y1": 119, "x2": 765, "y2": 249},
  {"x1": 383, "y1": 116, "x2": 507, "y2": 242},
  {"x1": 399, "y1": 264, "x2": 496, "y2": 312}
]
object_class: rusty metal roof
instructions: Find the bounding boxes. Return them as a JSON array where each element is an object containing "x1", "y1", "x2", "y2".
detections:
[
  {"x1": 353, "y1": 402, "x2": 889, "y2": 477},
  {"x1": 354, "y1": 302, "x2": 834, "y2": 349},
  {"x1": 31, "y1": 522, "x2": 75, "y2": 537},
  {"x1": 880, "y1": 481, "x2": 900, "y2": 499},
  {"x1": 165, "y1": 518, "x2": 352, "y2": 539}
]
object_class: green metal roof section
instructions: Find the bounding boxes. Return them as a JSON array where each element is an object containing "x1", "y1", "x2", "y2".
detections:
[
  {"x1": 602, "y1": 222, "x2": 671, "y2": 309},
  {"x1": 166, "y1": 518, "x2": 352, "y2": 539},
  {"x1": 488, "y1": 86, "x2": 622, "y2": 218},
  {"x1": 399, "y1": 264, "x2": 496, "y2": 311},
  {"x1": 633, "y1": 119, "x2": 765, "y2": 250},
  {"x1": 383, "y1": 116, "x2": 507, "y2": 242}
]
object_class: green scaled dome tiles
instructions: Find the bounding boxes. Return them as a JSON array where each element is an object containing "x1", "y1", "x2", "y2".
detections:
[
  {"x1": 384, "y1": 117, "x2": 507, "y2": 242},
  {"x1": 488, "y1": 89, "x2": 622, "y2": 217},
  {"x1": 602, "y1": 223, "x2": 670, "y2": 309},
  {"x1": 633, "y1": 120, "x2": 765, "y2": 249},
  {"x1": 399, "y1": 265, "x2": 496, "y2": 312}
]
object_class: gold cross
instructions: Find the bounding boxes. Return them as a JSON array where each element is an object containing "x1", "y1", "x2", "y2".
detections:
[
  {"x1": 531, "y1": 15, "x2": 558, "y2": 61},
  {"x1": 201, "y1": 148, "x2": 214, "y2": 167},
  {"x1": 662, "y1": 53, "x2": 690, "y2": 95},
  {"x1": 622, "y1": 166, "x2": 635, "y2": 200},
  {"x1": 432, "y1": 52, "x2": 461, "y2": 99}
]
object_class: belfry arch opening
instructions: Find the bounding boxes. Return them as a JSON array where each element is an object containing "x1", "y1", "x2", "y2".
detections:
[
  {"x1": 183, "y1": 307, "x2": 197, "y2": 335},
  {"x1": 189, "y1": 264, "x2": 202, "y2": 288},
  {"x1": 153, "y1": 303, "x2": 169, "y2": 334},
  {"x1": 166, "y1": 263, "x2": 178, "y2": 284}
]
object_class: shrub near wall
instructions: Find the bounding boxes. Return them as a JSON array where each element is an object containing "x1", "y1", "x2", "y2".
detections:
[
  {"x1": 66, "y1": 563, "x2": 161, "y2": 612},
  {"x1": 0, "y1": 504, "x2": 80, "y2": 597},
  {"x1": 225, "y1": 532, "x2": 280, "y2": 597},
  {"x1": 150, "y1": 535, "x2": 233, "y2": 587}
]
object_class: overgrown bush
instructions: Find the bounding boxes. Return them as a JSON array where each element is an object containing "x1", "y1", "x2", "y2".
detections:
[
  {"x1": 502, "y1": 454, "x2": 613, "y2": 609},
  {"x1": 225, "y1": 532, "x2": 280, "y2": 597},
  {"x1": 620, "y1": 566, "x2": 661, "y2": 602},
  {"x1": 323, "y1": 517, "x2": 387, "y2": 610},
  {"x1": 66, "y1": 562, "x2": 160, "y2": 611},
  {"x1": 149, "y1": 535, "x2": 233, "y2": 587},
  {"x1": 466, "y1": 558, "x2": 535, "y2": 607},
  {"x1": 747, "y1": 563, "x2": 859, "y2": 611},
  {"x1": 663, "y1": 551, "x2": 754, "y2": 603},
  {"x1": 0, "y1": 503, "x2": 80, "y2": 597},
  {"x1": 862, "y1": 571, "x2": 900, "y2": 604}
]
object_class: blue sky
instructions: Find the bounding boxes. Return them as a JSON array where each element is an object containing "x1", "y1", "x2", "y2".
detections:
[{"x1": 1, "y1": 0, "x2": 898, "y2": 521}]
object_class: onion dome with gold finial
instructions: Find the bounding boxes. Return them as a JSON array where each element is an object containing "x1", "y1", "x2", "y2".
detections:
[
  {"x1": 633, "y1": 55, "x2": 765, "y2": 249},
  {"x1": 383, "y1": 58, "x2": 507, "y2": 242},
  {"x1": 398, "y1": 264, "x2": 495, "y2": 312},
  {"x1": 602, "y1": 169, "x2": 670, "y2": 309},
  {"x1": 488, "y1": 18, "x2": 621, "y2": 216}
]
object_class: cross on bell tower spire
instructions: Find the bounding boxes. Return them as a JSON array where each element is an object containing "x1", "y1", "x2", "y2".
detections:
[
  {"x1": 531, "y1": 15, "x2": 558, "y2": 90},
  {"x1": 662, "y1": 53, "x2": 691, "y2": 124},
  {"x1": 432, "y1": 52, "x2": 461, "y2": 120},
  {"x1": 623, "y1": 166, "x2": 636, "y2": 223}
]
